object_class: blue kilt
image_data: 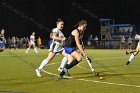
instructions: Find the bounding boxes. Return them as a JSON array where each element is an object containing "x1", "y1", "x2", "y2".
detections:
[
  {"x1": 0, "y1": 43, "x2": 5, "y2": 48},
  {"x1": 64, "y1": 47, "x2": 76, "y2": 54}
]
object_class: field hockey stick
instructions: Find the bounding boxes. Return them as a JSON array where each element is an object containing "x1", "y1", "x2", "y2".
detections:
[
  {"x1": 85, "y1": 56, "x2": 99, "y2": 76},
  {"x1": 126, "y1": 51, "x2": 136, "y2": 55}
]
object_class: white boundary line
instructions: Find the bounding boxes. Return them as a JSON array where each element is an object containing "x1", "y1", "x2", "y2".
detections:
[
  {"x1": 42, "y1": 62, "x2": 140, "y2": 88},
  {"x1": 2, "y1": 52, "x2": 140, "y2": 88}
]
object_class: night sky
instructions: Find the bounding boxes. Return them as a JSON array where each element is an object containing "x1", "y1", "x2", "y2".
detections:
[{"x1": 0, "y1": 0, "x2": 140, "y2": 40}]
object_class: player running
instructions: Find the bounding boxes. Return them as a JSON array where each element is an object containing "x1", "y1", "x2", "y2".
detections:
[
  {"x1": 57, "y1": 27, "x2": 85, "y2": 76},
  {"x1": 35, "y1": 18, "x2": 70, "y2": 77},
  {"x1": 59, "y1": 20, "x2": 89, "y2": 78},
  {"x1": 59, "y1": 20, "x2": 99, "y2": 78},
  {"x1": 126, "y1": 34, "x2": 140, "y2": 65},
  {"x1": 25, "y1": 32, "x2": 38, "y2": 53}
]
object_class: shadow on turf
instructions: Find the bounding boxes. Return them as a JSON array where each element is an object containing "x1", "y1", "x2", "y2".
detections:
[{"x1": 0, "y1": 76, "x2": 56, "y2": 86}]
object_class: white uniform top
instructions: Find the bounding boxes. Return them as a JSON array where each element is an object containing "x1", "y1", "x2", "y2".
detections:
[
  {"x1": 121, "y1": 37, "x2": 125, "y2": 43},
  {"x1": 30, "y1": 35, "x2": 35, "y2": 42},
  {"x1": 52, "y1": 28, "x2": 64, "y2": 45},
  {"x1": 29, "y1": 35, "x2": 35, "y2": 45},
  {"x1": 49, "y1": 28, "x2": 64, "y2": 53},
  {"x1": 135, "y1": 34, "x2": 140, "y2": 50}
]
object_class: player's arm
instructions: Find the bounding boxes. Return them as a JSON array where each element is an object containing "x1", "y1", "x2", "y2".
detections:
[
  {"x1": 51, "y1": 32, "x2": 65, "y2": 41},
  {"x1": 79, "y1": 31, "x2": 85, "y2": 50},
  {"x1": 73, "y1": 30, "x2": 86, "y2": 56},
  {"x1": 50, "y1": 32, "x2": 53, "y2": 39},
  {"x1": 80, "y1": 37, "x2": 85, "y2": 50}
]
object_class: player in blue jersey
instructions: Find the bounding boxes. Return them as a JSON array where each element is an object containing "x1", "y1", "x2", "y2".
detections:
[
  {"x1": 0, "y1": 29, "x2": 6, "y2": 52},
  {"x1": 59, "y1": 20, "x2": 88, "y2": 78}
]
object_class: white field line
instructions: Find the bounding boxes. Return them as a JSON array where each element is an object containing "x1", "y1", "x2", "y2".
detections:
[{"x1": 42, "y1": 62, "x2": 140, "y2": 88}]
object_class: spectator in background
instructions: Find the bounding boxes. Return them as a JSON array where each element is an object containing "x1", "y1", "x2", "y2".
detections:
[
  {"x1": 19, "y1": 38, "x2": 23, "y2": 49},
  {"x1": 128, "y1": 35, "x2": 132, "y2": 50},
  {"x1": 37, "y1": 36, "x2": 42, "y2": 48},
  {"x1": 7, "y1": 37, "x2": 12, "y2": 49},
  {"x1": 120, "y1": 35, "x2": 125, "y2": 50},
  {"x1": 15, "y1": 37, "x2": 19, "y2": 49},
  {"x1": 25, "y1": 37, "x2": 29, "y2": 48},
  {"x1": 11, "y1": 36, "x2": 16, "y2": 49},
  {"x1": 87, "y1": 35, "x2": 93, "y2": 46},
  {"x1": 94, "y1": 36, "x2": 98, "y2": 47},
  {"x1": 22, "y1": 37, "x2": 26, "y2": 49}
]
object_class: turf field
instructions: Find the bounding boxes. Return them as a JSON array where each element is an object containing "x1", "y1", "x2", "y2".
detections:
[{"x1": 0, "y1": 49, "x2": 140, "y2": 93}]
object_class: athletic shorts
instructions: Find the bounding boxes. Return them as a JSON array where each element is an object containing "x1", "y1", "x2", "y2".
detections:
[
  {"x1": 49, "y1": 42, "x2": 64, "y2": 53},
  {"x1": 64, "y1": 47, "x2": 76, "y2": 54},
  {"x1": 49, "y1": 39, "x2": 53, "y2": 46},
  {"x1": 29, "y1": 41, "x2": 35, "y2": 45},
  {"x1": 0, "y1": 43, "x2": 5, "y2": 48}
]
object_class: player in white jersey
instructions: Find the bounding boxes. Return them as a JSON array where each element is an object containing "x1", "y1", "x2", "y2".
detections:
[
  {"x1": 26, "y1": 32, "x2": 38, "y2": 53},
  {"x1": 126, "y1": 34, "x2": 140, "y2": 65},
  {"x1": 35, "y1": 18, "x2": 71, "y2": 77}
]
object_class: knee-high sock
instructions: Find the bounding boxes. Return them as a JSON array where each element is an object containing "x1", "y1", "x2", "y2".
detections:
[
  {"x1": 60, "y1": 60, "x2": 79, "y2": 76},
  {"x1": 128, "y1": 54, "x2": 135, "y2": 62},
  {"x1": 65, "y1": 59, "x2": 79, "y2": 69},
  {"x1": 38, "y1": 59, "x2": 48, "y2": 71},
  {"x1": 60, "y1": 57, "x2": 68, "y2": 69},
  {"x1": 26, "y1": 48, "x2": 30, "y2": 53}
]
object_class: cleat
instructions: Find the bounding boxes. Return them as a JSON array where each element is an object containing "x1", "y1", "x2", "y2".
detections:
[
  {"x1": 58, "y1": 67, "x2": 71, "y2": 76},
  {"x1": 58, "y1": 75, "x2": 64, "y2": 79},
  {"x1": 126, "y1": 61, "x2": 130, "y2": 65},
  {"x1": 58, "y1": 75, "x2": 69, "y2": 80},
  {"x1": 35, "y1": 69, "x2": 41, "y2": 77}
]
